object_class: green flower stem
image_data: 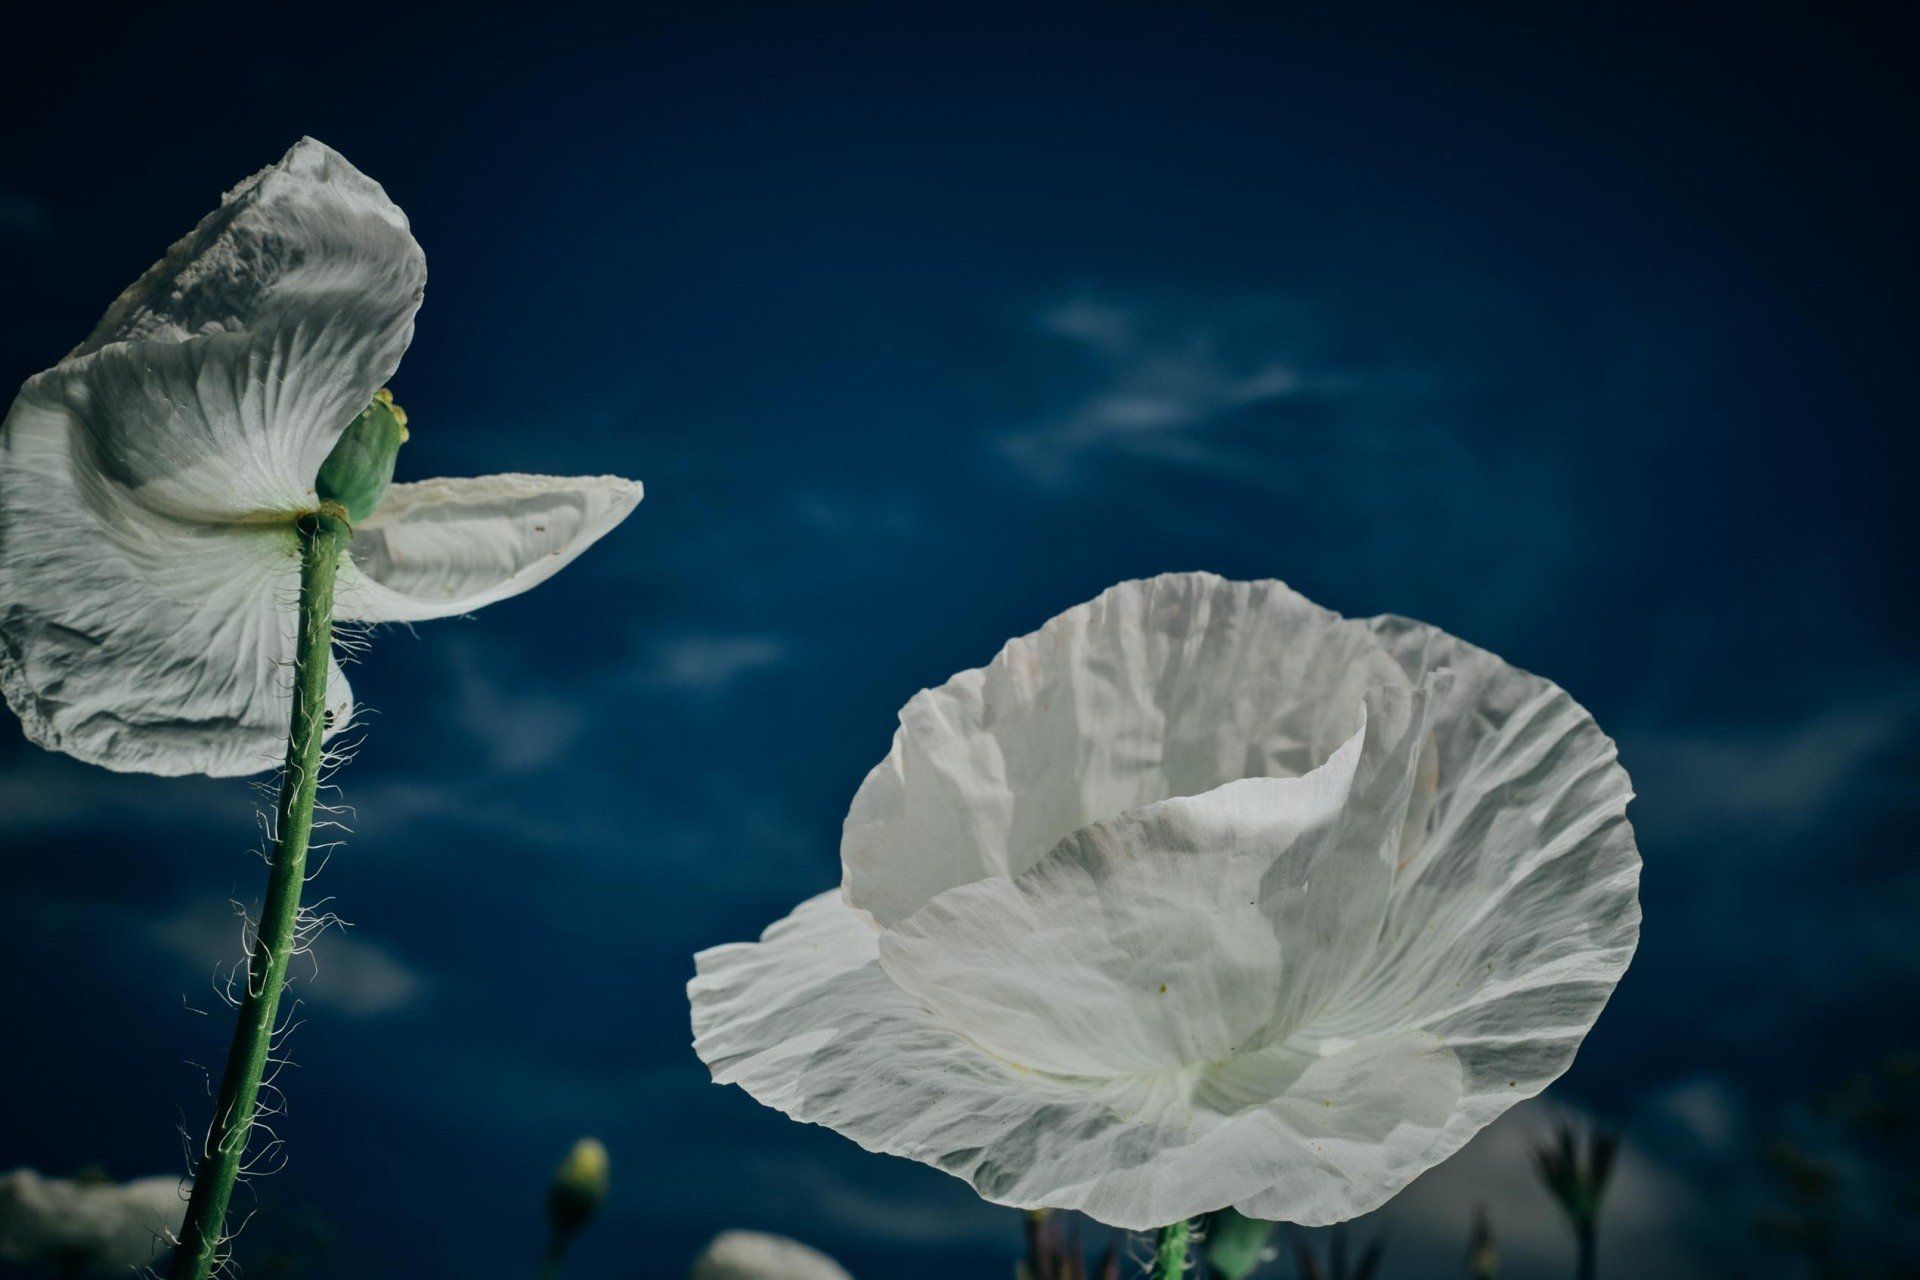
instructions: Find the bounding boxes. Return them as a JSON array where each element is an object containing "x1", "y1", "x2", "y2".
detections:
[
  {"x1": 1152, "y1": 1220, "x2": 1192, "y2": 1280},
  {"x1": 168, "y1": 508, "x2": 350, "y2": 1280}
]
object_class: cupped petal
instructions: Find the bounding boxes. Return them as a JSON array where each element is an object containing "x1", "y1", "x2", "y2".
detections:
[
  {"x1": 690, "y1": 891, "x2": 1463, "y2": 1230},
  {"x1": 333, "y1": 473, "x2": 643, "y2": 623},
  {"x1": 55, "y1": 138, "x2": 425, "y2": 521},
  {"x1": 876, "y1": 676, "x2": 1443, "y2": 1080},
  {"x1": 0, "y1": 379, "x2": 352, "y2": 774},
  {"x1": 843, "y1": 573, "x2": 1412, "y2": 927},
  {"x1": 1301, "y1": 616, "x2": 1641, "y2": 1172}
]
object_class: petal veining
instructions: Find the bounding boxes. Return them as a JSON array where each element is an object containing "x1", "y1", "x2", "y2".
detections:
[
  {"x1": 0, "y1": 138, "x2": 409, "y2": 774},
  {"x1": 1301, "y1": 616, "x2": 1641, "y2": 1170},
  {"x1": 0, "y1": 379, "x2": 352, "y2": 774}
]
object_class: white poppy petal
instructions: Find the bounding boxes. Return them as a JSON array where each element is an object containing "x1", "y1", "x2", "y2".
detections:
[
  {"x1": 0, "y1": 138, "x2": 411, "y2": 774},
  {"x1": 691, "y1": 1232, "x2": 853, "y2": 1280},
  {"x1": 843, "y1": 573, "x2": 1411, "y2": 927},
  {"x1": 691, "y1": 891, "x2": 1464, "y2": 1230},
  {"x1": 695, "y1": 577, "x2": 1640, "y2": 1229},
  {"x1": 334, "y1": 474, "x2": 643, "y2": 623},
  {"x1": 55, "y1": 137, "x2": 424, "y2": 520},
  {"x1": 0, "y1": 381, "x2": 353, "y2": 775},
  {"x1": 1307, "y1": 617, "x2": 1641, "y2": 1159},
  {"x1": 875, "y1": 677, "x2": 1442, "y2": 1079}
]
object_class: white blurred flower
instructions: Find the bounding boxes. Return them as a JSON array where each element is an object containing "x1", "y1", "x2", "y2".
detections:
[
  {"x1": 691, "y1": 574, "x2": 1641, "y2": 1229},
  {"x1": 0, "y1": 1168, "x2": 183, "y2": 1274},
  {"x1": 691, "y1": 1231, "x2": 852, "y2": 1280},
  {"x1": 0, "y1": 138, "x2": 642, "y2": 777}
]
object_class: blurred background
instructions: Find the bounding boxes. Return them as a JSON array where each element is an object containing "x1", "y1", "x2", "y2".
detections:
[{"x1": 1, "y1": 4, "x2": 1914, "y2": 1277}]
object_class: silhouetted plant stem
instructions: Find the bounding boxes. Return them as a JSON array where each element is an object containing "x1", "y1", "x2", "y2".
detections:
[
  {"x1": 168, "y1": 508, "x2": 350, "y2": 1280},
  {"x1": 1575, "y1": 1220, "x2": 1596, "y2": 1280}
]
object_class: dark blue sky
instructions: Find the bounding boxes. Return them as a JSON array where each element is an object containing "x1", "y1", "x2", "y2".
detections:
[{"x1": 2, "y1": 5, "x2": 1914, "y2": 1277}]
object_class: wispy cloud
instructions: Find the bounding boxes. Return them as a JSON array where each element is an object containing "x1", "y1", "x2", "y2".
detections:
[
  {"x1": 999, "y1": 295, "x2": 1421, "y2": 486},
  {"x1": 0, "y1": 750, "x2": 252, "y2": 834},
  {"x1": 1625, "y1": 681, "x2": 1920, "y2": 847},
  {"x1": 146, "y1": 902, "x2": 428, "y2": 1018},
  {"x1": 444, "y1": 638, "x2": 590, "y2": 775},
  {"x1": 637, "y1": 633, "x2": 791, "y2": 693}
]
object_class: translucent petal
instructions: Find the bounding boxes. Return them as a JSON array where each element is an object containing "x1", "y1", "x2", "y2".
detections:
[
  {"x1": 334, "y1": 474, "x2": 644, "y2": 623},
  {"x1": 693, "y1": 577, "x2": 1641, "y2": 1228},
  {"x1": 690, "y1": 891, "x2": 1463, "y2": 1230},
  {"x1": 0, "y1": 384, "x2": 352, "y2": 776},
  {"x1": 843, "y1": 574, "x2": 1411, "y2": 926},
  {"x1": 877, "y1": 678, "x2": 1441, "y2": 1079},
  {"x1": 1306, "y1": 615, "x2": 1642, "y2": 1160},
  {"x1": 56, "y1": 137, "x2": 424, "y2": 520},
  {"x1": 0, "y1": 137, "x2": 418, "y2": 774}
]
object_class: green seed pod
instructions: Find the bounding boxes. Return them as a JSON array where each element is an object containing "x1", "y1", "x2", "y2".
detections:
[
  {"x1": 546, "y1": 1137, "x2": 610, "y2": 1241},
  {"x1": 315, "y1": 388, "x2": 409, "y2": 523}
]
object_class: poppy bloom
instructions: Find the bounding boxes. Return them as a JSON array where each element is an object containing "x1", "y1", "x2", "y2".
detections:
[
  {"x1": 691, "y1": 574, "x2": 1640, "y2": 1229},
  {"x1": 0, "y1": 138, "x2": 641, "y2": 778}
]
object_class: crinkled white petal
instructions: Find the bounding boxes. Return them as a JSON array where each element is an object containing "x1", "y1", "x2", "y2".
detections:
[
  {"x1": 692, "y1": 892, "x2": 1463, "y2": 1229},
  {"x1": 877, "y1": 676, "x2": 1441, "y2": 1080},
  {"x1": 843, "y1": 574, "x2": 1412, "y2": 927},
  {"x1": 57, "y1": 137, "x2": 423, "y2": 521},
  {"x1": 0, "y1": 138, "x2": 420, "y2": 774},
  {"x1": 0, "y1": 384, "x2": 353, "y2": 775},
  {"x1": 334, "y1": 474, "x2": 643, "y2": 623},
  {"x1": 0, "y1": 1169, "x2": 185, "y2": 1271},
  {"x1": 695, "y1": 574, "x2": 1640, "y2": 1227},
  {"x1": 691, "y1": 1231, "x2": 853, "y2": 1280},
  {"x1": 1301, "y1": 615, "x2": 1642, "y2": 1174}
]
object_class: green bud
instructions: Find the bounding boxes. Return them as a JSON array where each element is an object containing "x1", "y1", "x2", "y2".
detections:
[
  {"x1": 1201, "y1": 1208, "x2": 1276, "y2": 1280},
  {"x1": 545, "y1": 1137, "x2": 609, "y2": 1242},
  {"x1": 315, "y1": 388, "x2": 409, "y2": 523},
  {"x1": 1467, "y1": 1206, "x2": 1498, "y2": 1280}
]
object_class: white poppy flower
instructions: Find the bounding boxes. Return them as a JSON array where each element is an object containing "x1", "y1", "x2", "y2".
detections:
[
  {"x1": 690, "y1": 574, "x2": 1640, "y2": 1230},
  {"x1": 0, "y1": 1168, "x2": 184, "y2": 1273},
  {"x1": 692, "y1": 1231, "x2": 853, "y2": 1280},
  {"x1": 0, "y1": 139, "x2": 641, "y2": 778}
]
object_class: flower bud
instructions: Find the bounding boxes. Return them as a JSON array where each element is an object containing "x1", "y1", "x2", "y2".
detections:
[
  {"x1": 1201, "y1": 1208, "x2": 1276, "y2": 1280},
  {"x1": 316, "y1": 389, "x2": 409, "y2": 523},
  {"x1": 545, "y1": 1137, "x2": 609, "y2": 1242},
  {"x1": 1467, "y1": 1205, "x2": 1498, "y2": 1280}
]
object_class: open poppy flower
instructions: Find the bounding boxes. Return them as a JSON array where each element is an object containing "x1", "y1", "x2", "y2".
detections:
[
  {"x1": 691, "y1": 574, "x2": 1640, "y2": 1229},
  {"x1": 0, "y1": 139, "x2": 641, "y2": 777}
]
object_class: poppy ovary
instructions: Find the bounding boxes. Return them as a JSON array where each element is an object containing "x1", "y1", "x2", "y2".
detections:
[{"x1": 316, "y1": 388, "x2": 409, "y2": 523}]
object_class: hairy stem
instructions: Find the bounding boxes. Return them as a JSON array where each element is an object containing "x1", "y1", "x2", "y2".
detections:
[
  {"x1": 1152, "y1": 1220, "x2": 1191, "y2": 1280},
  {"x1": 168, "y1": 509, "x2": 349, "y2": 1280}
]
